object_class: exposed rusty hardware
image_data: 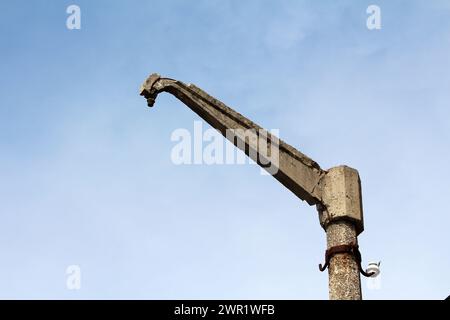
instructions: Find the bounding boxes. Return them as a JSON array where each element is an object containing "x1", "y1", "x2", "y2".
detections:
[
  {"x1": 319, "y1": 242, "x2": 374, "y2": 277},
  {"x1": 140, "y1": 73, "x2": 369, "y2": 299}
]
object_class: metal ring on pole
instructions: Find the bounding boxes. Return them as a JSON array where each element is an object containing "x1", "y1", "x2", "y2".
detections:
[{"x1": 319, "y1": 242, "x2": 375, "y2": 277}]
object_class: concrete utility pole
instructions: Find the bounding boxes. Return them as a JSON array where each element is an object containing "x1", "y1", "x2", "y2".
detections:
[{"x1": 139, "y1": 73, "x2": 373, "y2": 300}]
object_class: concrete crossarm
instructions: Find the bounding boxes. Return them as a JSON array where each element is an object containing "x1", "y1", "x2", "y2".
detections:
[
  {"x1": 140, "y1": 74, "x2": 364, "y2": 234},
  {"x1": 140, "y1": 73, "x2": 325, "y2": 205}
]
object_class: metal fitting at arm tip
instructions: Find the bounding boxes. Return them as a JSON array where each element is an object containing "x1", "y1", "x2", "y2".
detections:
[{"x1": 140, "y1": 73, "x2": 161, "y2": 107}]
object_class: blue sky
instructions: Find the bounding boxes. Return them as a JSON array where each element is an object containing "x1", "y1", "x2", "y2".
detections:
[{"x1": 0, "y1": 0, "x2": 449, "y2": 299}]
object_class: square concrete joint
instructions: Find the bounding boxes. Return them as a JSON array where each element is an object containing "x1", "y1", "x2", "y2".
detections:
[{"x1": 321, "y1": 166, "x2": 364, "y2": 234}]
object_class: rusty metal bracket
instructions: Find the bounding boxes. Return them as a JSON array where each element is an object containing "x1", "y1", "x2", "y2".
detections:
[{"x1": 319, "y1": 242, "x2": 374, "y2": 277}]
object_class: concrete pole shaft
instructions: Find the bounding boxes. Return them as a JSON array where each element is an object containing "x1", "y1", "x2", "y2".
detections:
[{"x1": 326, "y1": 220, "x2": 362, "y2": 300}]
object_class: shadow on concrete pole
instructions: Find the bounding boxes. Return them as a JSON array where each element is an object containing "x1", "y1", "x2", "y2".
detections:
[
  {"x1": 317, "y1": 166, "x2": 366, "y2": 299},
  {"x1": 139, "y1": 74, "x2": 373, "y2": 300}
]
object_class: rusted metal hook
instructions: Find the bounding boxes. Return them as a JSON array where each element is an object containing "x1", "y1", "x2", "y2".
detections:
[{"x1": 319, "y1": 242, "x2": 374, "y2": 278}]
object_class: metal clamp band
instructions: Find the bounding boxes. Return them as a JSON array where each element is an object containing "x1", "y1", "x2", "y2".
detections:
[{"x1": 319, "y1": 242, "x2": 374, "y2": 277}]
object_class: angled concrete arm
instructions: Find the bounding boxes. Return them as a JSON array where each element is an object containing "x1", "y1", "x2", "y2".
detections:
[
  {"x1": 140, "y1": 73, "x2": 325, "y2": 206},
  {"x1": 139, "y1": 73, "x2": 369, "y2": 300}
]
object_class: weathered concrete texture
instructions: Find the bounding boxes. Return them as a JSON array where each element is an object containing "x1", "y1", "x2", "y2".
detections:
[
  {"x1": 326, "y1": 221, "x2": 362, "y2": 300},
  {"x1": 140, "y1": 73, "x2": 326, "y2": 205},
  {"x1": 141, "y1": 73, "x2": 367, "y2": 300},
  {"x1": 319, "y1": 166, "x2": 364, "y2": 235}
]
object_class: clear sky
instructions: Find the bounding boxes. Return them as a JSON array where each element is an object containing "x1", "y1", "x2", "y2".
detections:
[{"x1": 0, "y1": 0, "x2": 449, "y2": 299}]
